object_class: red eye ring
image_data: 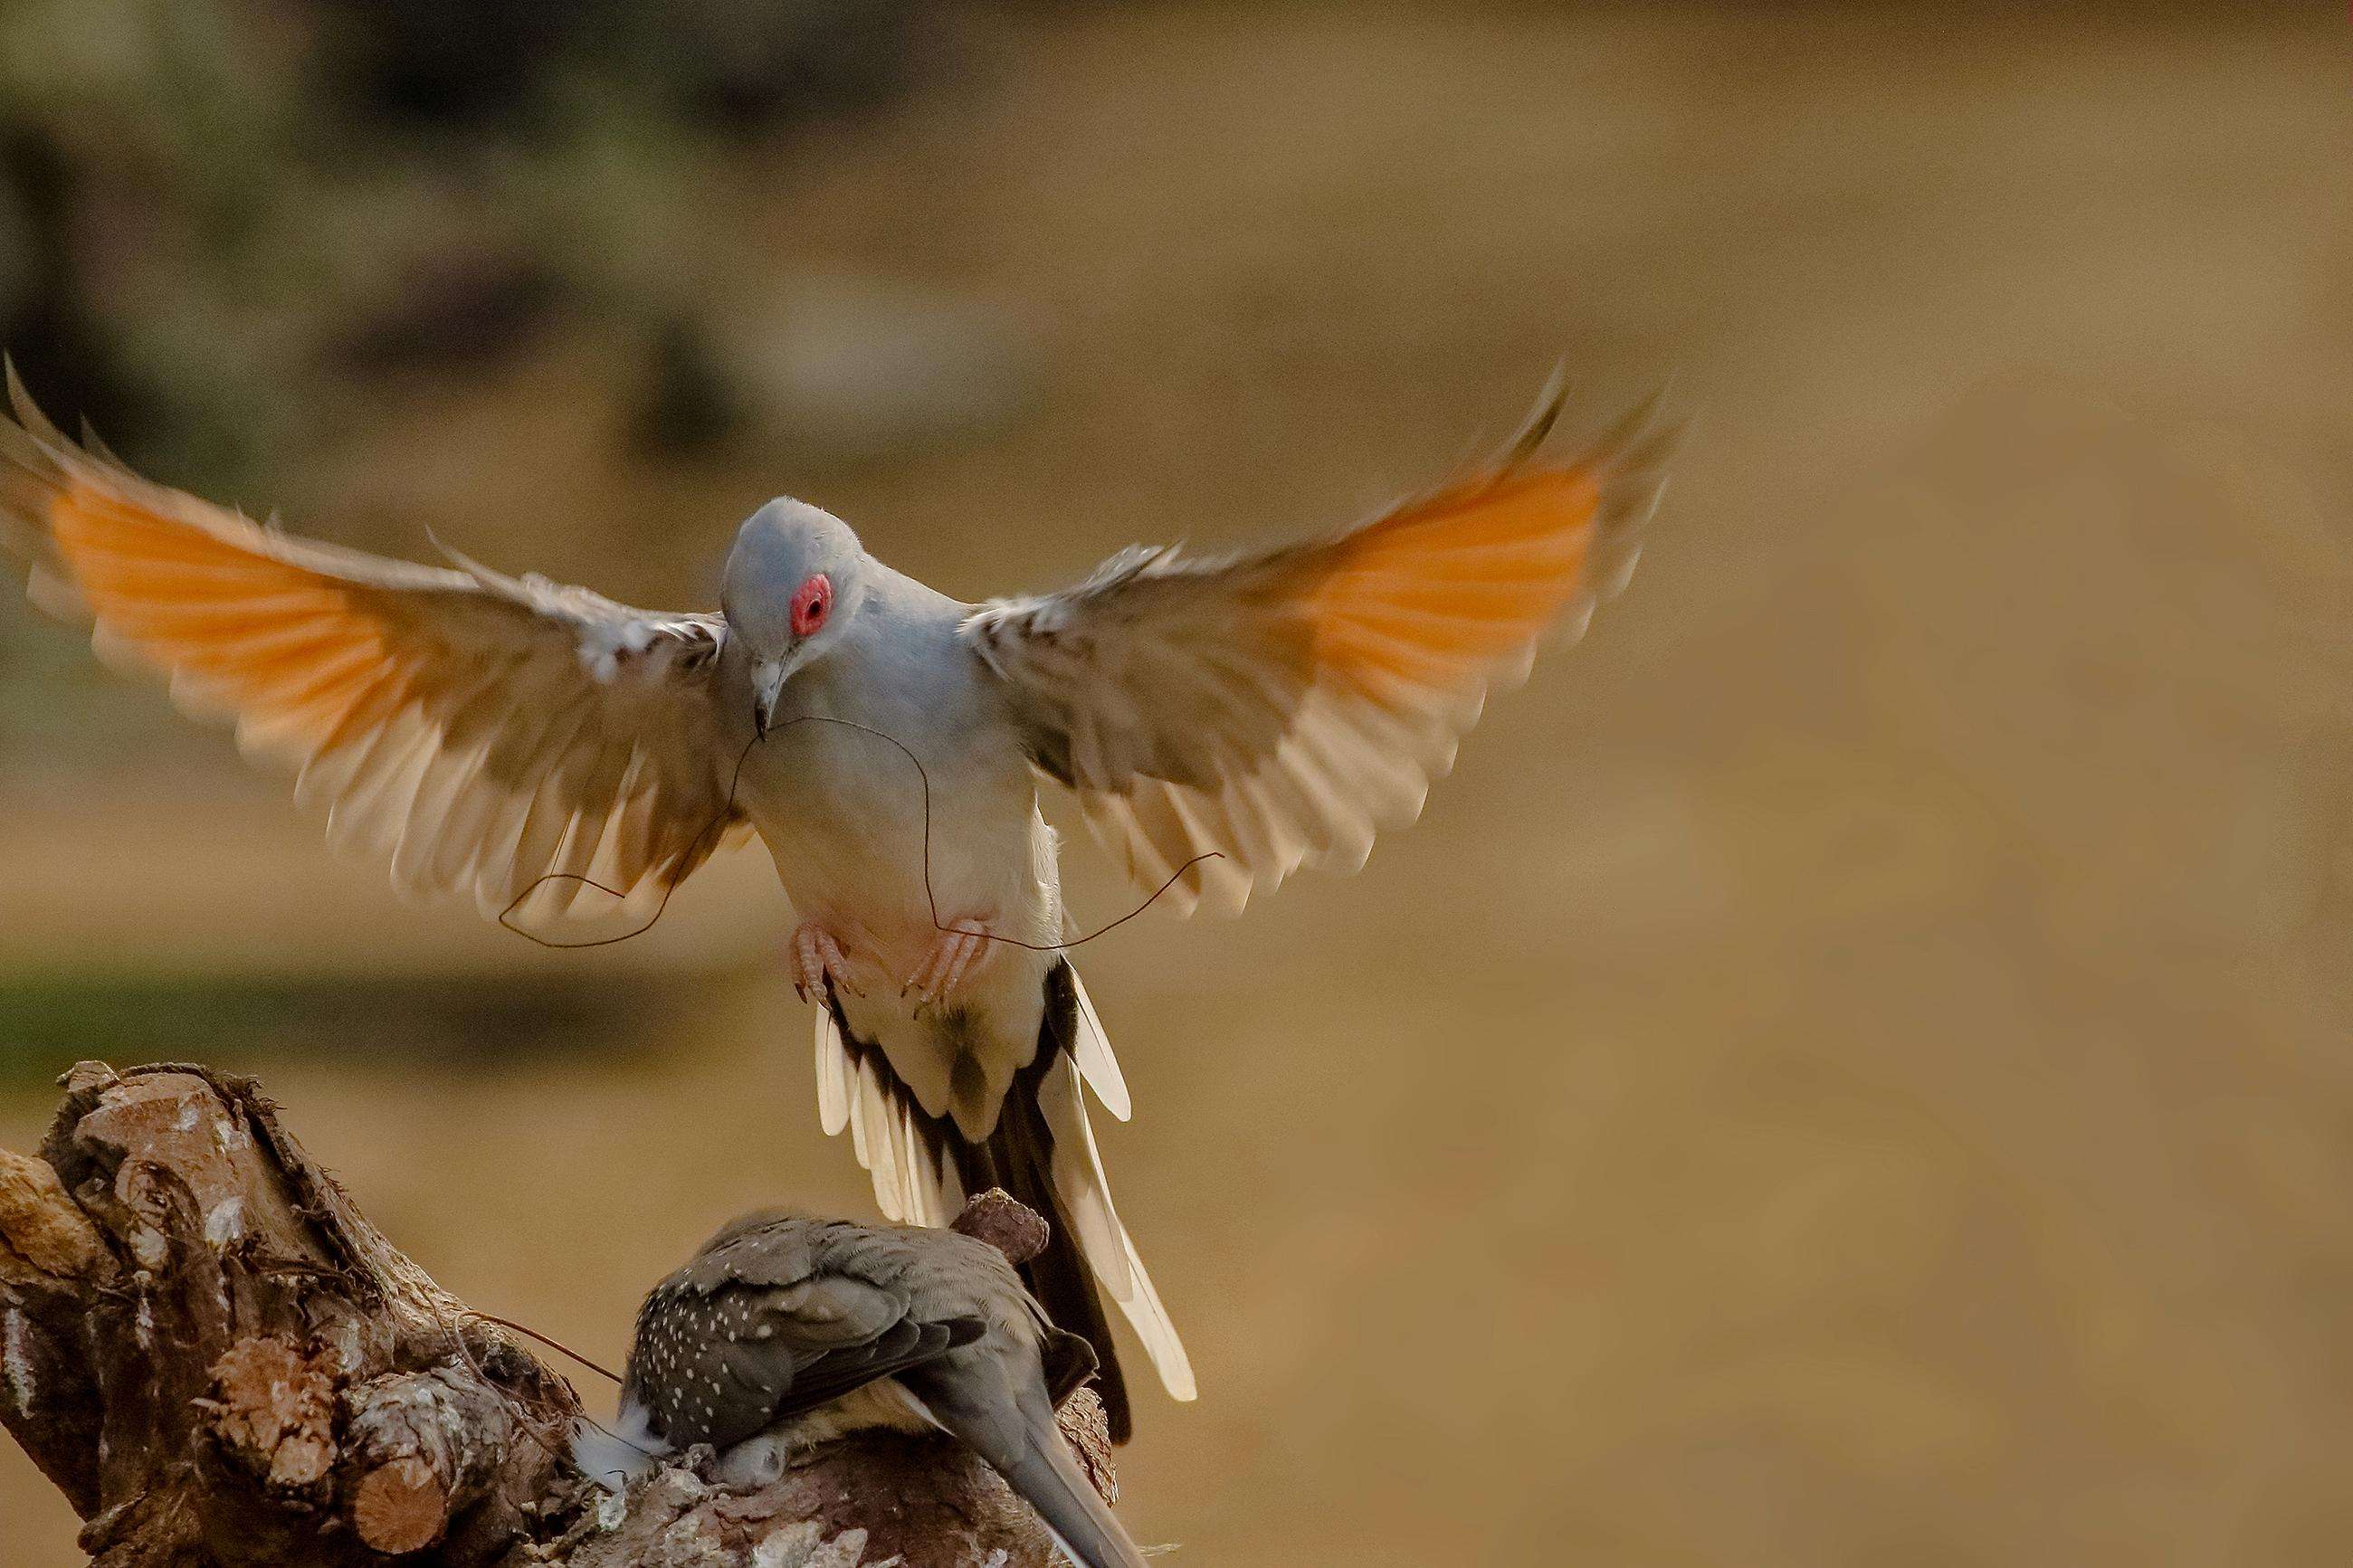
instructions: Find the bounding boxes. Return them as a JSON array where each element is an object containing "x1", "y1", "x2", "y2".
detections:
[{"x1": 789, "y1": 573, "x2": 833, "y2": 639}]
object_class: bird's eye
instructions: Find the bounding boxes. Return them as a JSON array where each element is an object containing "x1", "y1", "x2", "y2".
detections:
[{"x1": 790, "y1": 574, "x2": 833, "y2": 639}]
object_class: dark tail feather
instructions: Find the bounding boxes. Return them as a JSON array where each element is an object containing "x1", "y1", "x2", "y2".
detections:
[
  {"x1": 967, "y1": 1030, "x2": 1134, "y2": 1443},
  {"x1": 823, "y1": 967, "x2": 1137, "y2": 1441}
]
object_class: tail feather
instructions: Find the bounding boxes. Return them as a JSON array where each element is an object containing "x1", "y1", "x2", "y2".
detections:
[
  {"x1": 569, "y1": 1396, "x2": 666, "y2": 1493},
  {"x1": 984, "y1": 965, "x2": 1196, "y2": 1438},
  {"x1": 977, "y1": 1088, "x2": 1135, "y2": 1441},
  {"x1": 814, "y1": 962, "x2": 1195, "y2": 1442},
  {"x1": 1067, "y1": 967, "x2": 1131, "y2": 1120},
  {"x1": 903, "y1": 1104, "x2": 962, "y2": 1228},
  {"x1": 1035, "y1": 1050, "x2": 1136, "y2": 1299},
  {"x1": 1039, "y1": 967, "x2": 1193, "y2": 1401},
  {"x1": 916, "y1": 1375, "x2": 1148, "y2": 1568},
  {"x1": 992, "y1": 1402, "x2": 1151, "y2": 1568},
  {"x1": 854, "y1": 1053, "x2": 902, "y2": 1217},
  {"x1": 814, "y1": 1006, "x2": 852, "y2": 1135},
  {"x1": 1115, "y1": 1226, "x2": 1190, "y2": 1402},
  {"x1": 821, "y1": 1001, "x2": 963, "y2": 1227}
]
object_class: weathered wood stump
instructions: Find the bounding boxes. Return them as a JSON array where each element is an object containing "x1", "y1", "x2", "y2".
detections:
[{"x1": 0, "y1": 1061, "x2": 1115, "y2": 1566}]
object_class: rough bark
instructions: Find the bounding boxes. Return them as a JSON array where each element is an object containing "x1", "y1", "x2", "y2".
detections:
[{"x1": 0, "y1": 1061, "x2": 1114, "y2": 1567}]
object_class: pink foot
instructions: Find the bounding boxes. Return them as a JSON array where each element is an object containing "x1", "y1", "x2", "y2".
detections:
[
  {"x1": 790, "y1": 922, "x2": 867, "y2": 1005},
  {"x1": 905, "y1": 917, "x2": 993, "y2": 1012}
]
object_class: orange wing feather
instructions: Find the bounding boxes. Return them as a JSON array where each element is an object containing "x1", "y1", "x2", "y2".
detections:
[
  {"x1": 965, "y1": 385, "x2": 1676, "y2": 917},
  {"x1": 47, "y1": 485, "x2": 405, "y2": 747},
  {"x1": 1302, "y1": 466, "x2": 1605, "y2": 690},
  {"x1": 1, "y1": 375, "x2": 741, "y2": 931}
]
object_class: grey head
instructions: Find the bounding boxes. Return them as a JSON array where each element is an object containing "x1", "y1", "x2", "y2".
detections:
[{"x1": 722, "y1": 498, "x2": 871, "y2": 734}]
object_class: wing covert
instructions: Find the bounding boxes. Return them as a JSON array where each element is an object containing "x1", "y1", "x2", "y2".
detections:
[{"x1": 633, "y1": 1223, "x2": 979, "y2": 1449}]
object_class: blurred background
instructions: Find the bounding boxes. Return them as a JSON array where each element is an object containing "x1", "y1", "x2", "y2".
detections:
[{"x1": 3, "y1": 2, "x2": 2350, "y2": 1563}]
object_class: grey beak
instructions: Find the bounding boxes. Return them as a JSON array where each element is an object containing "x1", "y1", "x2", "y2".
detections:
[{"x1": 752, "y1": 656, "x2": 792, "y2": 738}]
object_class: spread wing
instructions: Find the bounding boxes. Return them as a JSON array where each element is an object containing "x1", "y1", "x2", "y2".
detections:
[
  {"x1": 961, "y1": 386, "x2": 1676, "y2": 916},
  {"x1": 0, "y1": 369, "x2": 746, "y2": 935}
]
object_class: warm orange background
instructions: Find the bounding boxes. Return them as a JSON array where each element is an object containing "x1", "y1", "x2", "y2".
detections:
[{"x1": 4, "y1": 6, "x2": 2350, "y2": 1564}]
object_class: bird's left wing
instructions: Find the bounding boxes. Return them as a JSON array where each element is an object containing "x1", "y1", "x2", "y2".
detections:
[
  {"x1": 0, "y1": 372, "x2": 745, "y2": 934},
  {"x1": 961, "y1": 387, "x2": 1676, "y2": 916}
]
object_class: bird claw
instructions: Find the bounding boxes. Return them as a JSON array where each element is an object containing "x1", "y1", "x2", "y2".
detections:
[
  {"x1": 790, "y1": 922, "x2": 865, "y2": 1005},
  {"x1": 904, "y1": 918, "x2": 993, "y2": 1012}
]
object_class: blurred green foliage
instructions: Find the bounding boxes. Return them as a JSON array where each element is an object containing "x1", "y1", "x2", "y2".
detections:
[
  {"x1": 0, "y1": 0, "x2": 930, "y2": 481},
  {"x1": 0, "y1": 967, "x2": 701, "y2": 1086}
]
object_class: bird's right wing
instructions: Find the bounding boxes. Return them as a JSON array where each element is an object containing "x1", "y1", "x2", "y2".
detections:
[{"x1": 0, "y1": 371, "x2": 748, "y2": 935}]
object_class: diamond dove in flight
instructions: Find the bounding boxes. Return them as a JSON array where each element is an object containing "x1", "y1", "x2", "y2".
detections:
[{"x1": 0, "y1": 367, "x2": 1674, "y2": 1439}]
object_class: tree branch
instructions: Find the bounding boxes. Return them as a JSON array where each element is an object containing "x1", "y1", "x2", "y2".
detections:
[{"x1": 0, "y1": 1061, "x2": 1114, "y2": 1566}]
